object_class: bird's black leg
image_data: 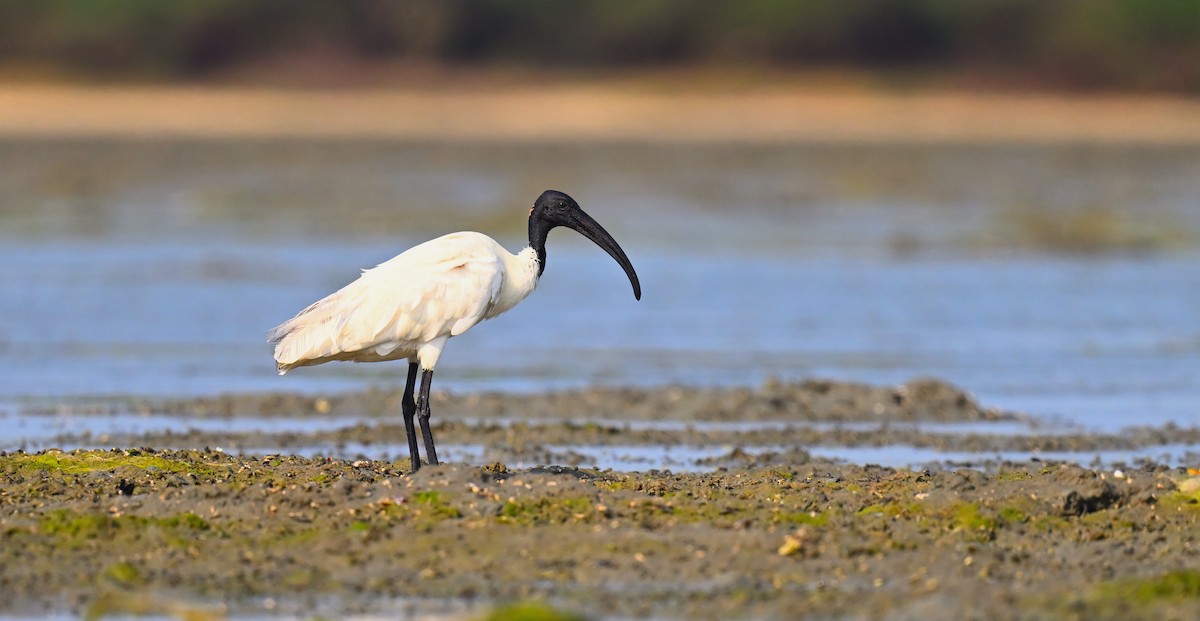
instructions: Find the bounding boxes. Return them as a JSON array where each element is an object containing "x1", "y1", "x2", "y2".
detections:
[
  {"x1": 402, "y1": 362, "x2": 422, "y2": 471},
  {"x1": 416, "y1": 369, "x2": 439, "y2": 466}
]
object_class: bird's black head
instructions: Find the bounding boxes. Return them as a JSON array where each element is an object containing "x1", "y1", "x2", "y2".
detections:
[
  {"x1": 530, "y1": 190, "x2": 578, "y2": 225},
  {"x1": 528, "y1": 189, "x2": 641, "y2": 300}
]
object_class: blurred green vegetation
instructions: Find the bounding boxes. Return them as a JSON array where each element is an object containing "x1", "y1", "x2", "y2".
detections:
[{"x1": 0, "y1": 0, "x2": 1198, "y2": 91}]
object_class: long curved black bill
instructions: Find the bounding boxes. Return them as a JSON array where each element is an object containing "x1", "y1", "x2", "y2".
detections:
[{"x1": 568, "y1": 209, "x2": 642, "y2": 300}]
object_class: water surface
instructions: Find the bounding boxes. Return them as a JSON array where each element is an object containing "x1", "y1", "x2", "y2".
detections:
[{"x1": 2, "y1": 140, "x2": 1198, "y2": 448}]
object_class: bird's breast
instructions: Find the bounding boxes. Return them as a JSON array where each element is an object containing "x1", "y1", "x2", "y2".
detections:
[{"x1": 488, "y1": 246, "x2": 541, "y2": 318}]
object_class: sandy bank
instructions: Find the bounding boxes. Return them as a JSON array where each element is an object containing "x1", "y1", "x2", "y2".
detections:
[{"x1": 2, "y1": 83, "x2": 1200, "y2": 144}]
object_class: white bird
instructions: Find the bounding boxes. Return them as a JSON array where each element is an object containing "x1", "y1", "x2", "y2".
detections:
[{"x1": 268, "y1": 190, "x2": 641, "y2": 471}]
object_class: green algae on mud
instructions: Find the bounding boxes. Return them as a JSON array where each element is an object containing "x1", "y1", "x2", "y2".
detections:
[
  {"x1": 2, "y1": 449, "x2": 1199, "y2": 620},
  {"x1": 4, "y1": 448, "x2": 217, "y2": 477},
  {"x1": 482, "y1": 601, "x2": 588, "y2": 621}
]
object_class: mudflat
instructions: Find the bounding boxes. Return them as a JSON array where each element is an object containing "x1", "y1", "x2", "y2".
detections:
[{"x1": 2, "y1": 379, "x2": 1198, "y2": 620}]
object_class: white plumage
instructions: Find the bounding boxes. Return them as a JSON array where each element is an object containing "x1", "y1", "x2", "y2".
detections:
[{"x1": 269, "y1": 231, "x2": 540, "y2": 374}]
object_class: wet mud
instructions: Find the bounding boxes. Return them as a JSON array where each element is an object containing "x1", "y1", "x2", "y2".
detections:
[
  {"x1": 2, "y1": 379, "x2": 1199, "y2": 620},
  {"x1": 27, "y1": 378, "x2": 1006, "y2": 423}
]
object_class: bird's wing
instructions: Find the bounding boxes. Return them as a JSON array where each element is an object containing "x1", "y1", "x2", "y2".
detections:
[{"x1": 269, "y1": 232, "x2": 505, "y2": 367}]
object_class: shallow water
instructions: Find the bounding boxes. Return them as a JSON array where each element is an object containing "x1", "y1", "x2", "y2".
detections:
[
  {"x1": 294, "y1": 442, "x2": 1200, "y2": 472},
  {"x1": 1, "y1": 140, "x2": 1199, "y2": 465}
]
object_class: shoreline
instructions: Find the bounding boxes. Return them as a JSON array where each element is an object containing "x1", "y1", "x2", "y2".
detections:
[{"x1": 7, "y1": 379, "x2": 1199, "y2": 473}]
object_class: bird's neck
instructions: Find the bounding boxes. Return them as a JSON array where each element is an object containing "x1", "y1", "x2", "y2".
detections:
[{"x1": 528, "y1": 217, "x2": 550, "y2": 276}]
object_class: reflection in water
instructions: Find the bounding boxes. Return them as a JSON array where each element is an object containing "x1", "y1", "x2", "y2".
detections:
[{"x1": 1, "y1": 140, "x2": 1198, "y2": 439}]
